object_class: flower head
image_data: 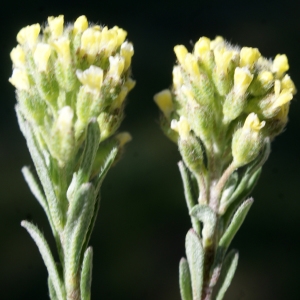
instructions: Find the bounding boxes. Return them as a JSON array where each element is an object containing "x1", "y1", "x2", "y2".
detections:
[{"x1": 10, "y1": 15, "x2": 135, "y2": 166}]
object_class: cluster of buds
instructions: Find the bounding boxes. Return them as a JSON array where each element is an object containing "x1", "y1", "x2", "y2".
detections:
[
  {"x1": 10, "y1": 16, "x2": 135, "y2": 300},
  {"x1": 155, "y1": 35, "x2": 296, "y2": 300},
  {"x1": 9, "y1": 15, "x2": 135, "y2": 167},
  {"x1": 155, "y1": 36, "x2": 296, "y2": 205}
]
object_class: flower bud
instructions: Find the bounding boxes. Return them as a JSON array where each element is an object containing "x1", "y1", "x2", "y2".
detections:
[
  {"x1": 233, "y1": 67, "x2": 253, "y2": 96},
  {"x1": 154, "y1": 89, "x2": 173, "y2": 119},
  {"x1": 232, "y1": 113, "x2": 265, "y2": 167},
  {"x1": 10, "y1": 45, "x2": 26, "y2": 69},
  {"x1": 73, "y1": 15, "x2": 88, "y2": 35},
  {"x1": 9, "y1": 68, "x2": 30, "y2": 91},
  {"x1": 272, "y1": 54, "x2": 289, "y2": 78},
  {"x1": 17, "y1": 24, "x2": 40, "y2": 49},
  {"x1": 240, "y1": 47, "x2": 261, "y2": 68},
  {"x1": 48, "y1": 15, "x2": 64, "y2": 39},
  {"x1": 34, "y1": 43, "x2": 52, "y2": 72}
]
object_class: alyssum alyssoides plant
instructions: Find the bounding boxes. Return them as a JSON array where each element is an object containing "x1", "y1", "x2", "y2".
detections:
[
  {"x1": 9, "y1": 15, "x2": 134, "y2": 300},
  {"x1": 154, "y1": 36, "x2": 296, "y2": 300}
]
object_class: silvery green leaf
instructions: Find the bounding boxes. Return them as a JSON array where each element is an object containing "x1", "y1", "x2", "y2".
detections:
[
  {"x1": 219, "y1": 138, "x2": 269, "y2": 218},
  {"x1": 22, "y1": 166, "x2": 56, "y2": 234},
  {"x1": 93, "y1": 147, "x2": 118, "y2": 195},
  {"x1": 16, "y1": 106, "x2": 64, "y2": 231},
  {"x1": 178, "y1": 161, "x2": 201, "y2": 234},
  {"x1": 68, "y1": 119, "x2": 100, "y2": 202},
  {"x1": 221, "y1": 168, "x2": 260, "y2": 229},
  {"x1": 219, "y1": 198, "x2": 253, "y2": 250},
  {"x1": 220, "y1": 172, "x2": 238, "y2": 206},
  {"x1": 185, "y1": 229, "x2": 204, "y2": 300},
  {"x1": 80, "y1": 247, "x2": 93, "y2": 300},
  {"x1": 190, "y1": 204, "x2": 217, "y2": 248},
  {"x1": 179, "y1": 258, "x2": 193, "y2": 300},
  {"x1": 48, "y1": 276, "x2": 58, "y2": 300},
  {"x1": 21, "y1": 221, "x2": 66, "y2": 300},
  {"x1": 215, "y1": 250, "x2": 239, "y2": 300},
  {"x1": 65, "y1": 183, "x2": 95, "y2": 279}
]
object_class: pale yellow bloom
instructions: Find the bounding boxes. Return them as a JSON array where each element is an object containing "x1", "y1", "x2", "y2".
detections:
[
  {"x1": 10, "y1": 45, "x2": 25, "y2": 69},
  {"x1": 240, "y1": 47, "x2": 261, "y2": 68},
  {"x1": 111, "y1": 87, "x2": 128, "y2": 110},
  {"x1": 210, "y1": 36, "x2": 224, "y2": 50},
  {"x1": 124, "y1": 78, "x2": 136, "y2": 92},
  {"x1": 194, "y1": 37, "x2": 210, "y2": 59},
  {"x1": 172, "y1": 66, "x2": 184, "y2": 89},
  {"x1": 281, "y1": 74, "x2": 296, "y2": 95},
  {"x1": 257, "y1": 71, "x2": 273, "y2": 86},
  {"x1": 76, "y1": 65, "x2": 104, "y2": 94},
  {"x1": 214, "y1": 48, "x2": 236, "y2": 75},
  {"x1": 272, "y1": 54, "x2": 289, "y2": 77},
  {"x1": 57, "y1": 106, "x2": 74, "y2": 132},
  {"x1": 112, "y1": 26, "x2": 127, "y2": 46},
  {"x1": 17, "y1": 24, "x2": 40, "y2": 49},
  {"x1": 51, "y1": 37, "x2": 71, "y2": 66},
  {"x1": 48, "y1": 15, "x2": 64, "y2": 39},
  {"x1": 80, "y1": 28, "x2": 102, "y2": 61},
  {"x1": 115, "y1": 132, "x2": 132, "y2": 147},
  {"x1": 234, "y1": 67, "x2": 253, "y2": 96},
  {"x1": 171, "y1": 116, "x2": 190, "y2": 139},
  {"x1": 73, "y1": 15, "x2": 88, "y2": 35},
  {"x1": 107, "y1": 55, "x2": 125, "y2": 81},
  {"x1": 9, "y1": 68, "x2": 30, "y2": 90},
  {"x1": 243, "y1": 113, "x2": 265, "y2": 132},
  {"x1": 174, "y1": 45, "x2": 188, "y2": 65},
  {"x1": 121, "y1": 42, "x2": 134, "y2": 71},
  {"x1": 183, "y1": 53, "x2": 200, "y2": 78},
  {"x1": 154, "y1": 89, "x2": 173, "y2": 119},
  {"x1": 34, "y1": 43, "x2": 52, "y2": 72}
]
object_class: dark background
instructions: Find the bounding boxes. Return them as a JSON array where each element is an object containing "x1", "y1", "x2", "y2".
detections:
[{"x1": 1, "y1": 0, "x2": 300, "y2": 299}]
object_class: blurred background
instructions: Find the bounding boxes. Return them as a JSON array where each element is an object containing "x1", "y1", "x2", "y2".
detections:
[{"x1": 1, "y1": 0, "x2": 300, "y2": 299}]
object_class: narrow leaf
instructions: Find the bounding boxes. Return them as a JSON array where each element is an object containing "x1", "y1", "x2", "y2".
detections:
[
  {"x1": 65, "y1": 183, "x2": 95, "y2": 280},
  {"x1": 215, "y1": 250, "x2": 239, "y2": 300},
  {"x1": 190, "y1": 205, "x2": 217, "y2": 247},
  {"x1": 22, "y1": 166, "x2": 56, "y2": 233},
  {"x1": 48, "y1": 276, "x2": 58, "y2": 300},
  {"x1": 78, "y1": 119, "x2": 100, "y2": 184},
  {"x1": 219, "y1": 198, "x2": 253, "y2": 250},
  {"x1": 16, "y1": 106, "x2": 64, "y2": 231},
  {"x1": 93, "y1": 147, "x2": 118, "y2": 195},
  {"x1": 80, "y1": 247, "x2": 93, "y2": 300},
  {"x1": 221, "y1": 168, "x2": 261, "y2": 229},
  {"x1": 179, "y1": 258, "x2": 193, "y2": 300},
  {"x1": 185, "y1": 229, "x2": 204, "y2": 300},
  {"x1": 21, "y1": 221, "x2": 65, "y2": 300},
  {"x1": 178, "y1": 161, "x2": 201, "y2": 234}
]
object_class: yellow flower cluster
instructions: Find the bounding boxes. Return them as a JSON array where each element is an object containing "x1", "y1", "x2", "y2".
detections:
[
  {"x1": 155, "y1": 36, "x2": 296, "y2": 168},
  {"x1": 9, "y1": 15, "x2": 135, "y2": 166}
]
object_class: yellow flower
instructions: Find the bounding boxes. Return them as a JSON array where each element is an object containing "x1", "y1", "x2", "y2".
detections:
[
  {"x1": 120, "y1": 42, "x2": 134, "y2": 71},
  {"x1": 9, "y1": 68, "x2": 30, "y2": 91},
  {"x1": 48, "y1": 15, "x2": 64, "y2": 39},
  {"x1": 272, "y1": 54, "x2": 289, "y2": 78},
  {"x1": 73, "y1": 15, "x2": 88, "y2": 35},
  {"x1": 34, "y1": 43, "x2": 52, "y2": 72},
  {"x1": 171, "y1": 116, "x2": 191, "y2": 139},
  {"x1": 233, "y1": 67, "x2": 253, "y2": 96},
  {"x1": 17, "y1": 24, "x2": 40, "y2": 49},
  {"x1": 154, "y1": 89, "x2": 173, "y2": 119},
  {"x1": 10, "y1": 45, "x2": 26, "y2": 69},
  {"x1": 174, "y1": 45, "x2": 188, "y2": 65},
  {"x1": 76, "y1": 65, "x2": 104, "y2": 94},
  {"x1": 240, "y1": 47, "x2": 261, "y2": 68}
]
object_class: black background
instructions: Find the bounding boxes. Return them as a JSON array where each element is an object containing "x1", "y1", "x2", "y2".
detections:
[{"x1": 1, "y1": 0, "x2": 300, "y2": 299}]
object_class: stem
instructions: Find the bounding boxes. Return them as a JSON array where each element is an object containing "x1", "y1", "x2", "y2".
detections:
[{"x1": 210, "y1": 162, "x2": 236, "y2": 212}]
